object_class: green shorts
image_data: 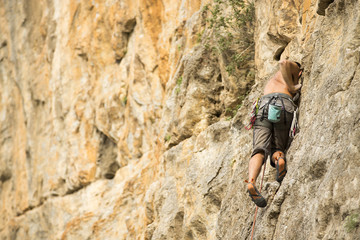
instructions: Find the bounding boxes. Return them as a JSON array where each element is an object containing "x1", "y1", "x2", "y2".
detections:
[{"x1": 251, "y1": 93, "x2": 296, "y2": 167}]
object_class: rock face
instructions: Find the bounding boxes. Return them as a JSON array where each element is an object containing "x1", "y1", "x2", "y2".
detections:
[{"x1": 0, "y1": 0, "x2": 359, "y2": 239}]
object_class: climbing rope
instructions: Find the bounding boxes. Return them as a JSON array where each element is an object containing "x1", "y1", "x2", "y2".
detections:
[{"x1": 250, "y1": 160, "x2": 267, "y2": 240}]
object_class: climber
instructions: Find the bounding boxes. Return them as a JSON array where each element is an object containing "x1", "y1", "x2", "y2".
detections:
[{"x1": 246, "y1": 60, "x2": 303, "y2": 208}]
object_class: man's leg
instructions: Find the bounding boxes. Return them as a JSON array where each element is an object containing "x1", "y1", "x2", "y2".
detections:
[
  {"x1": 271, "y1": 151, "x2": 286, "y2": 181},
  {"x1": 248, "y1": 152, "x2": 264, "y2": 184},
  {"x1": 272, "y1": 105, "x2": 294, "y2": 181},
  {"x1": 247, "y1": 152, "x2": 265, "y2": 204},
  {"x1": 248, "y1": 125, "x2": 271, "y2": 207}
]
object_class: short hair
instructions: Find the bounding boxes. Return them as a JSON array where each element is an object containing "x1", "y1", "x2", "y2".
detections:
[{"x1": 295, "y1": 62, "x2": 301, "y2": 68}]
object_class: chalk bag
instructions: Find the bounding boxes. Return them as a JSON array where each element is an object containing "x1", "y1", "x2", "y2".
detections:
[{"x1": 268, "y1": 104, "x2": 282, "y2": 123}]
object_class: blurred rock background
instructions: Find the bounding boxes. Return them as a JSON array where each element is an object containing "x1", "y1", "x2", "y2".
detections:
[{"x1": 0, "y1": 0, "x2": 359, "y2": 239}]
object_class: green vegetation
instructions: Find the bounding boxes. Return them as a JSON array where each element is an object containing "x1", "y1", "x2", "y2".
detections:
[
  {"x1": 196, "y1": 29, "x2": 205, "y2": 44},
  {"x1": 164, "y1": 134, "x2": 172, "y2": 142},
  {"x1": 175, "y1": 87, "x2": 181, "y2": 95},
  {"x1": 121, "y1": 95, "x2": 127, "y2": 106},
  {"x1": 177, "y1": 76, "x2": 183, "y2": 86},
  {"x1": 225, "y1": 103, "x2": 242, "y2": 120},
  {"x1": 175, "y1": 76, "x2": 183, "y2": 95},
  {"x1": 344, "y1": 213, "x2": 360, "y2": 233},
  {"x1": 202, "y1": 0, "x2": 255, "y2": 76}
]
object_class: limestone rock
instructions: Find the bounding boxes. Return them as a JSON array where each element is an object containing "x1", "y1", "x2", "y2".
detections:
[{"x1": 0, "y1": 0, "x2": 360, "y2": 239}]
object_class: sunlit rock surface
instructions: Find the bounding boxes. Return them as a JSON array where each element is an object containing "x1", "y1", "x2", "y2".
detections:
[{"x1": 0, "y1": 0, "x2": 359, "y2": 239}]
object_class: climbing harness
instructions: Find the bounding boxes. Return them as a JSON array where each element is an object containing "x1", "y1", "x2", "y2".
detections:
[
  {"x1": 246, "y1": 93, "x2": 300, "y2": 138},
  {"x1": 250, "y1": 159, "x2": 267, "y2": 240},
  {"x1": 245, "y1": 98, "x2": 260, "y2": 130}
]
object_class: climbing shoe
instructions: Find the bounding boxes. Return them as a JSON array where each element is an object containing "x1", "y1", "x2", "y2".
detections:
[
  {"x1": 247, "y1": 182, "x2": 267, "y2": 208},
  {"x1": 276, "y1": 157, "x2": 287, "y2": 183}
]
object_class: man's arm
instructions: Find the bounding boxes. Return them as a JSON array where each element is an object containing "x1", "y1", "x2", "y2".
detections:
[{"x1": 279, "y1": 60, "x2": 302, "y2": 93}]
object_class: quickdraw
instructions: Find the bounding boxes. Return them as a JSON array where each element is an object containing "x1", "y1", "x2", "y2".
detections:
[
  {"x1": 289, "y1": 109, "x2": 298, "y2": 138},
  {"x1": 245, "y1": 98, "x2": 260, "y2": 130}
]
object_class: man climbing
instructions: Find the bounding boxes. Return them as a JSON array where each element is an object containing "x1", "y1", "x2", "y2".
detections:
[{"x1": 246, "y1": 60, "x2": 303, "y2": 208}]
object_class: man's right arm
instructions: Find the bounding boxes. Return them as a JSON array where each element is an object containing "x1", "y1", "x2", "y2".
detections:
[{"x1": 279, "y1": 60, "x2": 301, "y2": 93}]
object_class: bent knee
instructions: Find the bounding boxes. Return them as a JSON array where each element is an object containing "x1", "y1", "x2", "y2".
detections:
[{"x1": 271, "y1": 151, "x2": 284, "y2": 161}]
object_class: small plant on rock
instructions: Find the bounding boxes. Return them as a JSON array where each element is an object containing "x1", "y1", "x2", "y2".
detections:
[
  {"x1": 164, "y1": 134, "x2": 172, "y2": 142},
  {"x1": 344, "y1": 213, "x2": 360, "y2": 233},
  {"x1": 175, "y1": 76, "x2": 183, "y2": 95}
]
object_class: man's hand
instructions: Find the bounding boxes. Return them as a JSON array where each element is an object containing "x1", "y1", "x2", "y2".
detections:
[{"x1": 293, "y1": 83, "x2": 302, "y2": 92}]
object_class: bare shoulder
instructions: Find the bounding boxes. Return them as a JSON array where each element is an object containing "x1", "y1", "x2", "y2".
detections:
[{"x1": 264, "y1": 72, "x2": 290, "y2": 95}]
